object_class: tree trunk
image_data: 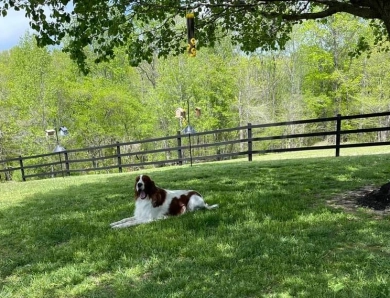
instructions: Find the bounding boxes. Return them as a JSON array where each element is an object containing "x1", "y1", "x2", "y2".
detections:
[
  {"x1": 376, "y1": 1, "x2": 390, "y2": 37},
  {"x1": 357, "y1": 181, "x2": 390, "y2": 210}
]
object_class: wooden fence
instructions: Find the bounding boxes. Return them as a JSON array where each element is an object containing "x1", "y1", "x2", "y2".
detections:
[{"x1": 1, "y1": 111, "x2": 390, "y2": 181}]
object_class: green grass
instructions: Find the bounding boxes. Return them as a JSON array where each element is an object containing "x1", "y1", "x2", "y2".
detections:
[
  {"x1": 252, "y1": 144, "x2": 390, "y2": 161},
  {"x1": 1, "y1": 154, "x2": 390, "y2": 297}
]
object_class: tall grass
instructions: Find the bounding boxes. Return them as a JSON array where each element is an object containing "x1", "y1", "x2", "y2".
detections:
[{"x1": 1, "y1": 154, "x2": 390, "y2": 297}]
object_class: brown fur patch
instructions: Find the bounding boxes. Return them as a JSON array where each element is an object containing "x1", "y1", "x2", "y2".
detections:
[
  {"x1": 151, "y1": 188, "x2": 167, "y2": 207},
  {"x1": 168, "y1": 191, "x2": 200, "y2": 216},
  {"x1": 134, "y1": 175, "x2": 141, "y2": 199}
]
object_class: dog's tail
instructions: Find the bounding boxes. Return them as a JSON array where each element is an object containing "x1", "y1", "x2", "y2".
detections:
[{"x1": 205, "y1": 204, "x2": 219, "y2": 210}]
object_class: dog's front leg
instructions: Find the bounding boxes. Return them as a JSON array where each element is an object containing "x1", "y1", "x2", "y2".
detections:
[
  {"x1": 110, "y1": 217, "x2": 137, "y2": 227},
  {"x1": 111, "y1": 218, "x2": 154, "y2": 228}
]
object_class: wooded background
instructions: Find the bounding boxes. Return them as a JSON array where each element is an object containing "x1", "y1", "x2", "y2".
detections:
[{"x1": 1, "y1": 14, "x2": 389, "y2": 161}]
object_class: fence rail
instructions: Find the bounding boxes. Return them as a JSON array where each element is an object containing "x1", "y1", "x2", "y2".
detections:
[{"x1": 1, "y1": 112, "x2": 390, "y2": 181}]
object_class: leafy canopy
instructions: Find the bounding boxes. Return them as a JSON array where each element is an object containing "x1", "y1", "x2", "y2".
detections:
[{"x1": 1, "y1": 0, "x2": 389, "y2": 73}]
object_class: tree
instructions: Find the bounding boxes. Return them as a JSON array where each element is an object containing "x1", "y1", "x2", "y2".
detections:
[
  {"x1": 3, "y1": 35, "x2": 55, "y2": 155},
  {"x1": 1, "y1": 1, "x2": 389, "y2": 73}
]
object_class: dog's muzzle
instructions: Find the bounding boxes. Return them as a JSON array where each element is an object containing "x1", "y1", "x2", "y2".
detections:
[{"x1": 136, "y1": 183, "x2": 147, "y2": 199}]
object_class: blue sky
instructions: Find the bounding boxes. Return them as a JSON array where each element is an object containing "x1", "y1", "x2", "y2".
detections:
[
  {"x1": 0, "y1": 8, "x2": 32, "y2": 51},
  {"x1": 0, "y1": 3, "x2": 73, "y2": 51}
]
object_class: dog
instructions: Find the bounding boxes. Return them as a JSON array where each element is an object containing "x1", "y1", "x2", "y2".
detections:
[{"x1": 110, "y1": 174, "x2": 218, "y2": 228}]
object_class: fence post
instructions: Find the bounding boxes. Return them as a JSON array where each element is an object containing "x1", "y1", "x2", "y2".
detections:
[
  {"x1": 64, "y1": 152, "x2": 70, "y2": 176},
  {"x1": 335, "y1": 114, "x2": 341, "y2": 157},
  {"x1": 247, "y1": 123, "x2": 252, "y2": 161},
  {"x1": 116, "y1": 142, "x2": 122, "y2": 173},
  {"x1": 177, "y1": 131, "x2": 183, "y2": 165},
  {"x1": 19, "y1": 155, "x2": 26, "y2": 181}
]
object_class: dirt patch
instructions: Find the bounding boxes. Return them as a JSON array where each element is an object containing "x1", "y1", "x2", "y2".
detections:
[{"x1": 327, "y1": 183, "x2": 390, "y2": 217}]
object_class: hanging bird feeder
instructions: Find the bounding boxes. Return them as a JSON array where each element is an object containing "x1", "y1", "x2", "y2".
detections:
[{"x1": 186, "y1": 12, "x2": 196, "y2": 57}]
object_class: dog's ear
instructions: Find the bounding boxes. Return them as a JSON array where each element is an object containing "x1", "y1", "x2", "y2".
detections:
[
  {"x1": 134, "y1": 176, "x2": 140, "y2": 199},
  {"x1": 145, "y1": 178, "x2": 156, "y2": 195},
  {"x1": 150, "y1": 180, "x2": 157, "y2": 192},
  {"x1": 151, "y1": 192, "x2": 159, "y2": 207},
  {"x1": 151, "y1": 188, "x2": 166, "y2": 207},
  {"x1": 134, "y1": 187, "x2": 138, "y2": 200},
  {"x1": 151, "y1": 191, "x2": 162, "y2": 207}
]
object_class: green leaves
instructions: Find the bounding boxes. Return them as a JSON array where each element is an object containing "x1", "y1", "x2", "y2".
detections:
[
  {"x1": 2, "y1": 11, "x2": 390, "y2": 160},
  {"x1": 1, "y1": 1, "x2": 388, "y2": 73},
  {"x1": 349, "y1": 36, "x2": 371, "y2": 59}
]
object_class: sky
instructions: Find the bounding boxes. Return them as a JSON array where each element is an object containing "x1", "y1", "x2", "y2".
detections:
[{"x1": 0, "y1": 8, "x2": 32, "y2": 51}]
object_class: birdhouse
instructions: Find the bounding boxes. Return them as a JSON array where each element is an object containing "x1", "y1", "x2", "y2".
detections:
[
  {"x1": 45, "y1": 129, "x2": 55, "y2": 137},
  {"x1": 195, "y1": 107, "x2": 201, "y2": 117},
  {"x1": 175, "y1": 108, "x2": 186, "y2": 119}
]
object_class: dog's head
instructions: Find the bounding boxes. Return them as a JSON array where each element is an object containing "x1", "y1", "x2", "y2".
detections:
[{"x1": 134, "y1": 174, "x2": 157, "y2": 200}]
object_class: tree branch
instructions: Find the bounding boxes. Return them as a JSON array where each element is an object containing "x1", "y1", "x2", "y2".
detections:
[
  {"x1": 184, "y1": 0, "x2": 382, "y2": 21},
  {"x1": 281, "y1": 5, "x2": 380, "y2": 21}
]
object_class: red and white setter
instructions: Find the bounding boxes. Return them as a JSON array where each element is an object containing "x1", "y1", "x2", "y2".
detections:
[{"x1": 110, "y1": 174, "x2": 218, "y2": 228}]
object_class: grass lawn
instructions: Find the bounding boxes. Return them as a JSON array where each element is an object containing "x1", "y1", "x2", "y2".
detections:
[{"x1": 1, "y1": 153, "x2": 390, "y2": 297}]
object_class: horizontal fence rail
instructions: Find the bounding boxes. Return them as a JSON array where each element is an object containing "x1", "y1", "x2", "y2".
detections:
[{"x1": 1, "y1": 111, "x2": 390, "y2": 181}]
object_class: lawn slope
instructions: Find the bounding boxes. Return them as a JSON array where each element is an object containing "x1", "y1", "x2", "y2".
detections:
[{"x1": 1, "y1": 155, "x2": 390, "y2": 298}]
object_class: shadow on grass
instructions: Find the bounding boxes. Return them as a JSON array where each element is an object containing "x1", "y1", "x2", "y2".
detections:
[{"x1": 1, "y1": 157, "x2": 390, "y2": 297}]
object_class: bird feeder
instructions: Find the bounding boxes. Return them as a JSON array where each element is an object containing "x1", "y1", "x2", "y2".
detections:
[{"x1": 186, "y1": 12, "x2": 196, "y2": 57}]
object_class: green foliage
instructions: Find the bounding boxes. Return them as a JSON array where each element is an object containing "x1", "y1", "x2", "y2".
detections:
[
  {"x1": 1, "y1": 1, "x2": 389, "y2": 72},
  {"x1": 2, "y1": 13, "x2": 390, "y2": 168}
]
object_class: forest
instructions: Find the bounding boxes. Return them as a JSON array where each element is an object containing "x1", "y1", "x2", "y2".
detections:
[{"x1": 1, "y1": 13, "x2": 390, "y2": 161}]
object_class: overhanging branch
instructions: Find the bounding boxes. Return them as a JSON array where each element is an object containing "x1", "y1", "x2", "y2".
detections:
[
  {"x1": 280, "y1": 6, "x2": 380, "y2": 21},
  {"x1": 182, "y1": 1, "x2": 381, "y2": 21}
]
